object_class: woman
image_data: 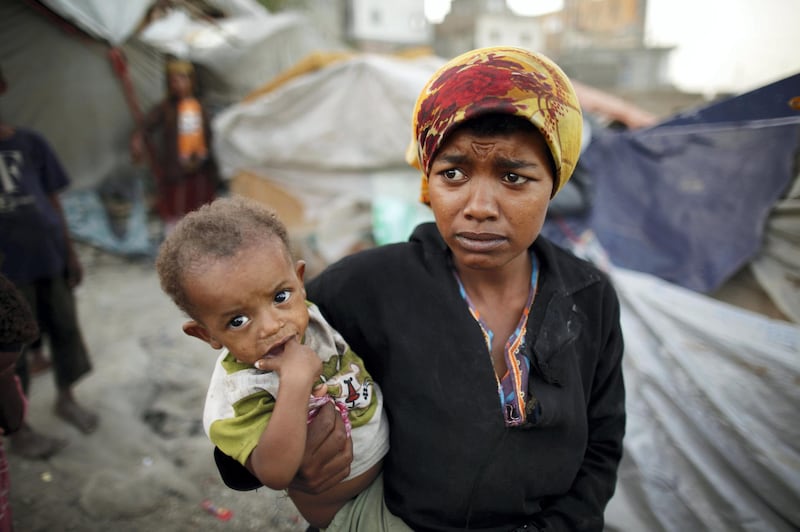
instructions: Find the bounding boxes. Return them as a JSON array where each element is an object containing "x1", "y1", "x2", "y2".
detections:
[{"x1": 216, "y1": 47, "x2": 625, "y2": 532}]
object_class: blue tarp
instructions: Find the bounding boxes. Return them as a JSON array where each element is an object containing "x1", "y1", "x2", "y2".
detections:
[
  {"x1": 662, "y1": 73, "x2": 800, "y2": 126},
  {"x1": 544, "y1": 74, "x2": 800, "y2": 293},
  {"x1": 62, "y1": 177, "x2": 157, "y2": 257}
]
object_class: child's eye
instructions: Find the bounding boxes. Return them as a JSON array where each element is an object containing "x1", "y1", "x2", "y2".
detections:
[
  {"x1": 274, "y1": 290, "x2": 290, "y2": 304},
  {"x1": 228, "y1": 315, "x2": 250, "y2": 329}
]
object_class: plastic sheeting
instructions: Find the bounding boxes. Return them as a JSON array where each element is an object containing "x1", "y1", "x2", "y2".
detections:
[
  {"x1": 749, "y1": 171, "x2": 800, "y2": 323},
  {"x1": 40, "y1": 0, "x2": 153, "y2": 45},
  {"x1": 569, "y1": 73, "x2": 800, "y2": 294},
  {"x1": 138, "y1": 7, "x2": 337, "y2": 106},
  {"x1": 0, "y1": 2, "x2": 165, "y2": 191},
  {"x1": 213, "y1": 53, "x2": 441, "y2": 176},
  {"x1": 604, "y1": 265, "x2": 800, "y2": 532},
  {"x1": 61, "y1": 175, "x2": 155, "y2": 256},
  {"x1": 575, "y1": 119, "x2": 799, "y2": 293},
  {"x1": 212, "y1": 53, "x2": 443, "y2": 229}
]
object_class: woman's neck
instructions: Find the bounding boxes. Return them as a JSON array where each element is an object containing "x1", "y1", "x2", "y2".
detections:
[{"x1": 454, "y1": 252, "x2": 532, "y2": 305}]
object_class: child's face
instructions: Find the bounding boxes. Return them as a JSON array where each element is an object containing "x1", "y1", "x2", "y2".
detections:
[
  {"x1": 168, "y1": 72, "x2": 193, "y2": 98},
  {"x1": 182, "y1": 237, "x2": 309, "y2": 366}
]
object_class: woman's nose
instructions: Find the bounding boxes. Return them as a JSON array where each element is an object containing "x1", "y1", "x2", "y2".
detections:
[{"x1": 463, "y1": 177, "x2": 498, "y2": 220}]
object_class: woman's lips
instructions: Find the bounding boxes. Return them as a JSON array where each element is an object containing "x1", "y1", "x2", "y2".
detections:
[{"x1": 455, "y1": 232, "x2": 505, "y2": 251}]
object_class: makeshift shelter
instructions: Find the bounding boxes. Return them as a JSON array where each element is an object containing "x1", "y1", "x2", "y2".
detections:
[
  {"x1": 0, "y1": 0, "x2": 335, "y2": 255},
  {"x1": 0, "y1": 0, "x2": 162, "y2": 253},
  {"x1": 210, "y1": 50, "x2": 445, "y2": 267}
]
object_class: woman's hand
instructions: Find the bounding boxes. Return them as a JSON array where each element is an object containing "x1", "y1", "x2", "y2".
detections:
[{"x1": 289, "y1": 401, "x2": 353, "y2": 494}]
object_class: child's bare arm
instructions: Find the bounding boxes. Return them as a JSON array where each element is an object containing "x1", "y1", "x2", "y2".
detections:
[{"x1": 247, "y1": 337, "x2": 322, "y2": 489}]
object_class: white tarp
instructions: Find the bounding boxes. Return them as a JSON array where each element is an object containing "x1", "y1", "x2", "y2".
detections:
[
  {"x1": 0, "y1": 1, "x2": 164, "y2": 191},
  {"x1": 212, "y1": 52, "x2": 444, "y2": 226},
  {"x1": 40, "y1": 0, "x2": 153, "y2": 45},
  {"x1": 213, "y1": 53, "x2": 443, "y2": 175},
  {"x1": 138, "y1": 6, "x2": 340, "y2": 106},
  {"x1": 603, "y1": 265, "x2": 800, "y2": 531},
  {"x1": 750, "y1": 172, "x2": 800, "y2": 323}
]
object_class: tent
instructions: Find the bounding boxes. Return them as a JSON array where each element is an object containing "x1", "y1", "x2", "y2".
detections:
[{"x1": 0, "y1": 0, "x2": 336, "y2": 255}]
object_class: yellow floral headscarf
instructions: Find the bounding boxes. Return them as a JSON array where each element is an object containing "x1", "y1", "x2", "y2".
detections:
[{"x1": 406, "y1": 47, "x2": 583, "y2": 204}]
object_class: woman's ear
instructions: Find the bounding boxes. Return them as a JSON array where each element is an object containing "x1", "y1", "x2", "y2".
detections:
[{"x1": 182, "y1": 321, "x2": 223, "y2": 349}]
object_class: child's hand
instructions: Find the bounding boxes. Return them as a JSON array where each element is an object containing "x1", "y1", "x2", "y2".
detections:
[
  {"x1": 311, "y1": 383, "x2": 328, "y2": 398},
  {"x1": 256, "y1": 337, "x2": 321, "y2": 390}
]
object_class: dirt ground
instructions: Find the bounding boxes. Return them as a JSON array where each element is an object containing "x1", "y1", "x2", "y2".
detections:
[{"x1": 7, "y1": 243, "x2": 309, "y2": 532}]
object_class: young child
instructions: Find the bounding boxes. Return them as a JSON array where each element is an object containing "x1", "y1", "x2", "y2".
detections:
[
  {"x1": 131, "y1": 58, "x2": 218, "y2": 229},
  {"x1": 0, "y1": 65, "x2": 97, "y2": 458},
  {"x1": 0, "y1": 272, "x2": 41, "y2": 530},
  {"x1": 155, "y1": 196, "x2": 388, "y2": 529}
]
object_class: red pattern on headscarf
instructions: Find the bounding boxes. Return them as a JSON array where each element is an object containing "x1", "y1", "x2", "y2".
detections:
[{"x1": 406, "y1": 47, "x2": 583, "y2": 204}]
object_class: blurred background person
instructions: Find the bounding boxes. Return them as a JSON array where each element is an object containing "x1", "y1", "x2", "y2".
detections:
[
  {"x1": 130, "y1": 58, "x2": 219, "y2": 233},
  {"x1": 0, "y1": 66, "x2": 98, "y2": 459}
]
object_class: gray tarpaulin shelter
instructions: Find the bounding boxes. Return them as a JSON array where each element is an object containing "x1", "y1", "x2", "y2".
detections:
[
  {"x1": 0, "y1": 0, "x2": 333, "y2": 254},
  {"x1": 0, "y1": 0, "x2": 163, "y2": 192}
]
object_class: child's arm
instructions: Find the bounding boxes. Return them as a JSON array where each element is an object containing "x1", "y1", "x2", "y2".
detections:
[{"x1": 246, "y1": 337, "x2": 322, "y2": 490}]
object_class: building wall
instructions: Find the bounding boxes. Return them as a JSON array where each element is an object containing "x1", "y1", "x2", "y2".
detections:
[
  {"x1": 434, "y1": 0, "x2": 668, "y2": 90},
  {"x1": 474, "y1": 14, "x2": 545, "y2": 51},
  {"x1": 349, "y1": 0, "x2": 430, "y2": 47}
]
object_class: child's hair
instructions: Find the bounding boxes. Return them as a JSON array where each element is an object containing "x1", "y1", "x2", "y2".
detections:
[
  {"x1": 156, "y1": 195, "x2": 291, "y2": 316},
  {"x1": 0, "y1": 273, "x2": 39, "y2": 352}
]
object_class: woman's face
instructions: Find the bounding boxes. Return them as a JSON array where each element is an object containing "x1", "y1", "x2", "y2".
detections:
[{"x1": 427, "y1": 126, "x2": 554, "y2": 272}]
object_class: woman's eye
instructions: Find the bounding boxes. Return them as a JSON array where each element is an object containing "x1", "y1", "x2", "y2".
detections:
[
  {"x1": 274, "y1": 290, "x2": 290, "y2": 304},
  {"x1": 441, "y1": 168, "x2": 466, "y2": 181},
  {"x1": 228, "y1": 315, "x2": 250, "y2": 329},
  {"x1": 503, "y1": 173, "x2": 529, "y2": 185}
]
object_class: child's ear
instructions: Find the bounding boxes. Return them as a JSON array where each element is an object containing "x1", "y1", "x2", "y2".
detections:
[
  {"x1": 183, "y1": 320, "x2": 223, "y2": 350},
  {"x1": 295, "y1": 260, "x2": 306, "y2": 283}
]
